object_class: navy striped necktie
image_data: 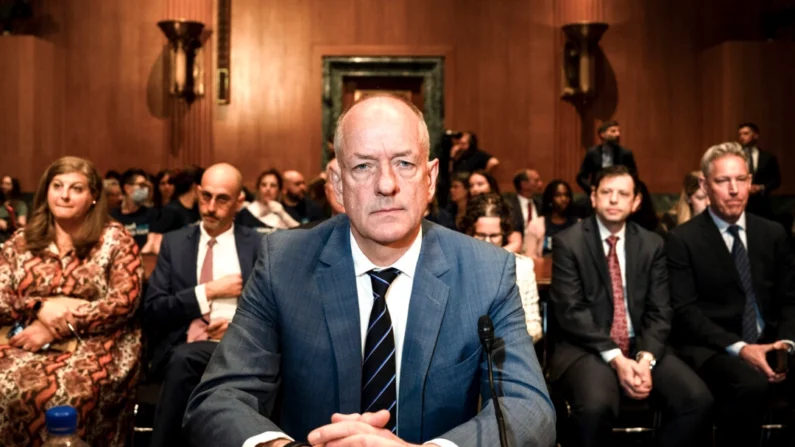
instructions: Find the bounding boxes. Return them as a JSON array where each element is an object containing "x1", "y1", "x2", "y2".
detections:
[
  {"x1": 362, "y1": 268, "x2": 401, "y2": 432},
  {"x1": 727, "y1": 225, "x2": 760, "y2": 343}
]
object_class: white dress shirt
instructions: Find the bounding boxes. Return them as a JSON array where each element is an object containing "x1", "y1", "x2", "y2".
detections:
[
  {"x1": 244, "y1": 228, "x2": 458, "y2": 447},
  {"x1": 601, "y1": 146, "x2": 614, "y2": 168},
  {"x1": 746, "y1": 146, "x2": 759, "y2": 174},
  {"x1": 193, "y1": 224, "x2": 242, "y2": 322},
  {"x1": 517, "y1": 194, "x2": 539, "y2": 224},
  {"x1": 596, "y1": 219, "x2": 636, "y2": 364}
]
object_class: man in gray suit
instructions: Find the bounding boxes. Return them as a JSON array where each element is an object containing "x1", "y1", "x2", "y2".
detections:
[{"x1": 183, "y1": 95, "x2": 555, "y2": 447}]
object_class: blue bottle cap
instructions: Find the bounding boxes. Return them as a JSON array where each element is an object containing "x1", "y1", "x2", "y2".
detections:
[{"x1": 46, "y1": 406, "x2": 78, "y2": 435}]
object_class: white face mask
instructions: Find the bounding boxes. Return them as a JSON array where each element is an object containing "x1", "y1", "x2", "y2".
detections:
[{"x1": 131, "y1": 187, "x2": 149, "y2": 204}]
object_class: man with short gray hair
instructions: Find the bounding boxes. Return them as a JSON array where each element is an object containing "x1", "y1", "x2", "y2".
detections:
[{"x1": 666, "y1": 142, "x2": 795, "y2": 446}]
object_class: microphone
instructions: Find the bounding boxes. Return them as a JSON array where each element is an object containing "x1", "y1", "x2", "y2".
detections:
[{"x1": 478, "y1": 315, "x2": 508, "y2": 447}]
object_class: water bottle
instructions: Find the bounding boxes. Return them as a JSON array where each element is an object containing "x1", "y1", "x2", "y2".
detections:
[{"x1": 42, "y1": 406, "x2": 89, "y2": 447}]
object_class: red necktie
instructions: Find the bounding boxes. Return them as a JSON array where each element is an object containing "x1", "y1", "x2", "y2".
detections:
[
  {"x1": 606, "y1": 235, "x2": 630, "y2": 356},
  {"x1": 187, "y1": 238, "x2": 216, "y2": 342},
  {"x1": 527, "y1": 201, "x2": 534, "y2": 223}
]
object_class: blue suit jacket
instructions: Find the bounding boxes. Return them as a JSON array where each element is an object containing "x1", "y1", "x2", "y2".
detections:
[
  {"x1": 184, "y1": 216, "x2": 555, "y2": 446},
  {"x1": 143, "y1": 224, "x2": 262, "y2": 376}
]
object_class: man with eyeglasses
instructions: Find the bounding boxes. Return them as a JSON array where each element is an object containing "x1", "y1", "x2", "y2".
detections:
[{"x1": 143, "y1": 163, "x2": 262, "y2": 447}]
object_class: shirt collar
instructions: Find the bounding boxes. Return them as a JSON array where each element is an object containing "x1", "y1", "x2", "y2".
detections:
[
  {"x1": 595, "y1": 216, "x2": 626, "y2": 243},
  {"x1": 517, "y1": 194, "x2": 530, "y2": 206},
  {"x1": 199, "y1": 222, "x2": 235, "y2": 245},
  {"x1": 350, "y1": 227, "x2": 423, "y2": 279},
  {"x1": 708, "y1": 207, "x2": 746, "y2": 234}
]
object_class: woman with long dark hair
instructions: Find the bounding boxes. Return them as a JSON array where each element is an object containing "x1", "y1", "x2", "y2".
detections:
[{"x1": 525, "y1": 180, "x2": 578, "y2": 257}]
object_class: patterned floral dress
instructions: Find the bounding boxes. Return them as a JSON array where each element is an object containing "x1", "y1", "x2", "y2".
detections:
[{"x1": 0, "y1": 222, "x2": 143, "y2": 446}]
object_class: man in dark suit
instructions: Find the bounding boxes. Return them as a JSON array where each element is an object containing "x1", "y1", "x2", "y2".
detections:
[
  {"x1": 666, "y1": 142, "x2": 795, "y2": 446},
  {"x1": 505, "y1": 168, "x2": 543, "y2": 237},
  {"x1": 738, "y1": 122, "x2": 782, "y2": 219},
  {"x1": 184, "y1": 96, "x2": 555, "y2": 447},
  {"x1": 143, "y1": 163, "x2": 261, "y2": 447},
  {"x1": 576, "y1": 120, "x2": 638, "y2": 193},
  {"x1": 549, "y1": 165, "x2": 712, "y2": 447}
]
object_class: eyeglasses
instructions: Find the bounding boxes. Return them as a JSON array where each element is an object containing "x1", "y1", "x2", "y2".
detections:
[{"x1": 199, "y1": 191, "x2": 232, "y2": 206}]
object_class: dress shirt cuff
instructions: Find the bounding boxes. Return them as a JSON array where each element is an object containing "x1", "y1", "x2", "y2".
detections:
[
  {"x1": 726, "y1": 341, "x2": 747, "y2": 356},
  {"x1": 427, "y1": 438, "x2": 459, "y2": 447},
  {"x1": 242, "y1": 431, "x2": 292, "y2": 447},
  {"x1": 780, "y1": 340, "x2": 795, "y2": 353},
  {"x1": 601, "y1": 348, "x2": 622, "y2": 364},
  {"x1": 194, "y1": 284, "x2": 211, "y2": 315}
]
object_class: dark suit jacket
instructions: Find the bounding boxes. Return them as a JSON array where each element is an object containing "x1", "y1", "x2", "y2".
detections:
[
  {"x1": 548, "y1": 217, "x2": 672, "y2": 380},
  {"x1": 183, "y1": 216, "x2": 555, "y2": 447},
  {"x1": 576, "y1": 144, "x2": 638, "y2": 193},
  {"x1": 666, "y1": 211, "x2": 795, "y2": 369},
  {"x1": 504, "y1": 192, "x2": 541, "y2": 236},
  {"x1": 747, "y1": 148, "x2": 782, "y2": 218},
  {"x1": 143, "y1": 224, "x2": 261, "y2": 376}
]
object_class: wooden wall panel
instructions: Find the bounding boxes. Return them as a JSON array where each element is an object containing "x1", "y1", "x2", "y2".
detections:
[
  {"x1": 700, "y1": 41, "x2": 795, "y2": 194},
  {"x1": 2, "y1": 0, "x2": 792, "y2": 196}
]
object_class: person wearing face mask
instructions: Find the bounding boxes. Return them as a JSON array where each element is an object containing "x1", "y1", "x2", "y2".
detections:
[
  {"x1": 111, "y1": 168, "x2": 161, "y2": 253},
  {"x1": 576, "y1": 120, "x2": 638, "y2": 194}
]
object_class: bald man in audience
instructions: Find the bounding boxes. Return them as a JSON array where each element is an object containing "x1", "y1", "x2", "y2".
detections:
[
  {"x1": 281, "y1": 169, "x2": 325, "y2": 224},
  {"x1": 143, "y1": 163, "x2": 262, "y2": 447}
]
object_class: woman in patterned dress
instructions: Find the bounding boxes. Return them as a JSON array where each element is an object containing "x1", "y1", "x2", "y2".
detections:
[
  {"x1": 459, "y1": 193, "x2": 543, "y2": 342},
  {"x1": 0, "y1": 156, "x2": 143, "y2": 446}
]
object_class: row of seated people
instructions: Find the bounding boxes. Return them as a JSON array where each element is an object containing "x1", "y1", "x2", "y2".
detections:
[{"x1": 0, "y1": 121, "x2": 791, "y2": 445}]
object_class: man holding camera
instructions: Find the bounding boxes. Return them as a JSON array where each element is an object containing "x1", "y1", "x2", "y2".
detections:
[{"x1": 666, "y1": 142, "x2": 795, "y2": 446}]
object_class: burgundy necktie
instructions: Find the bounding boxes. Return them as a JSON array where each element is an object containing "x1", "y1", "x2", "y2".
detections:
[
  {"x1": 187, "y1": 238, "x2": 216, "y2": 342},
  {"x1": 606, "y1": 235, "x2": 630, "y2": 356},
  {"x1": 527, "y1": 201, "x2": 534, "y2": 224}
]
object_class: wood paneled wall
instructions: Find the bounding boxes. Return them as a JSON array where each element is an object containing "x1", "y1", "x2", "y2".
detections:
[{"x1": 1, "y1": 0, "x2": 793, "y2": 194}]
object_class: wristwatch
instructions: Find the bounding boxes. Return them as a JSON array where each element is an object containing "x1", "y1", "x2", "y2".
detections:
[{"x1": 635, "y1": 351, "x2": 657, "y2": 370}]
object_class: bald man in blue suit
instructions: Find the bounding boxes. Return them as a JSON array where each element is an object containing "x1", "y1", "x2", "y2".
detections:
[{"x1": 184, "y1": 96, "x2": 555, "y2": 447}]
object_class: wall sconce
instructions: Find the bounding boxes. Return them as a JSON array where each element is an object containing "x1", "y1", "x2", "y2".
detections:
[
  {"x1": 158, "y1": 19, "x2": 205, "y2": 103},
  {"x1": 561, "y1": 22, "x2": 609, "y2": 100}
]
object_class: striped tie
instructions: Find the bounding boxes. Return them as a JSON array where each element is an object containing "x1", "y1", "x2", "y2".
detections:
[
  {"x1": 727, "y1": 225, "x2": 760, "y2": 343},
  {"x1": 362, "y1": 268, "x2": 400, "y2": 432}
]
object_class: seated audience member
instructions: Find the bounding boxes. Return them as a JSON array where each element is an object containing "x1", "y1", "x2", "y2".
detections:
[
  {"x1": 576, "y1": 120, "x2": 638, "y2": 193},
  {"x1": 184, "y1": 95, "x2": 554, "y2": 447},
  {"x1": 0, "y1": 156, "x2": 143, "y2": 446},
  {"x1": 660, "y1": 171, "x2": 708, "y2": 232},
  {"x1": 144, "y1": 163, "x2": 261, "y2": 447},
  {"x1": 0, "y1": 175, "x2": 28, "y2": 227},
  {"x1": 110, "y1": 168, "x2": 160, "y2": 253},
  {"x1": 157, "y1": 166, "x2": 203, "y2": 234},
  {"x1": 506, "y1": 168, "x2": 544, "y2": 238},
  {"x1": 738, "y1": 123, "x2": 781, "y2": 219},
  {"x1": 424, "y1": 196, "x2": 456, "y2": 230},
  {"x1": 450, "y1": 131, "x2": 500, "y2": 174},
  {"x1": 460, "y1": 193, "x2": 543, "y2": 342},
  {"x1": 104, "y1": 178, "x2": 123, "y2": 211},
  {"x1": 105, "y1": 169, "x2": 122, "y2": 183},
  {"x1": 153, "y1": 169, "x2": 176, "y2": 209},
  {"x1": 549, "y1": 165, "x2": 712, "y2": 447},
  {"x1": 445, "y1": 172, "x2": 470, "y2": 229},
  {"x1": 281, "y1": 170, "x2": 325, "y2": 224},
  {"x1": 238, "y1": 169, "x2": 299, "y2": 232},
  {"x1": 666, "y1": 142, "x2": 795, "y2": 447},
  {"x1": 525, "y1": 179, "x2": 578, "y2": 257},
  {"x1": 628, "y1": 180, "x2": 661, "y2": 234},
  {"x1": 307, "y1": 174, "x2": 331, "y2": 218},
  {"x1": 468, "y1": 170, "x2": 522, "y2": 252}
]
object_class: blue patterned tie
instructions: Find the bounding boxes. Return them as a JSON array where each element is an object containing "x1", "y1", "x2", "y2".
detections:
[
  {"x1": 362, "y1": 268, "x2": 400, "y2": 432},
  {"x1": 727, "y1": 225, "x2": 760, "y2": 343}
]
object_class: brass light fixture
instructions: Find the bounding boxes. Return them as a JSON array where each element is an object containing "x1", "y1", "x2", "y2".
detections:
[
  {"x1": 561, "y1": 22, "x2": 609, "y2": 100},
  {"x1": 158, "y1": 19, "x2": 205, "y2": 103}
]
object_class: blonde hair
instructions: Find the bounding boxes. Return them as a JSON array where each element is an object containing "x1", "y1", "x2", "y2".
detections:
[
  {"x1": 25, "y1": 156, "x2": 109, "y2": 259},
  {"x1": 333, "y1": 94, "x2": 430, "y2": 166},
  {"x1": 701, "y1": 141, "x2": 748, "y2": 178},
  {"x1": 673, "y1": 171, "x2": 703, "y2": 225}
]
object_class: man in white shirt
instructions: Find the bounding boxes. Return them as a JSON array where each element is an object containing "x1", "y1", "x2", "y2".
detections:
[
  {"x1": 184, "y1": 95, "x2": 555, "y2": 447},
  {"x1": 549, "y1": 165, "x2": 712, "y2": 447},
  {"x1": 666, "y1": 142, "x2": 795, "y2": 446},
  {"x1": 143, "y1": 163, "x2": 262, "y2": 447}
]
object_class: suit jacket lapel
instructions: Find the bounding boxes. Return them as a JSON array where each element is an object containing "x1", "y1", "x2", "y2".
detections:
[
  {"x1": 317, "y1": 218, "x2": 362, "y2": 414},
  {"x1": 186, "y1": 226, "x2": 200, "y2": 286},
  {"x1": 398, "y1": 222, "x2": 450, "y2": 442},
  {"x1": 698, "y1": 212, "x2": 744, "y2": 292},
  {"x1": 584, "y1": 217, "x2": 613, "y2": 298},
  {"x1": 624, "y1": 223, "x2": 641, "y2": 324}
]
